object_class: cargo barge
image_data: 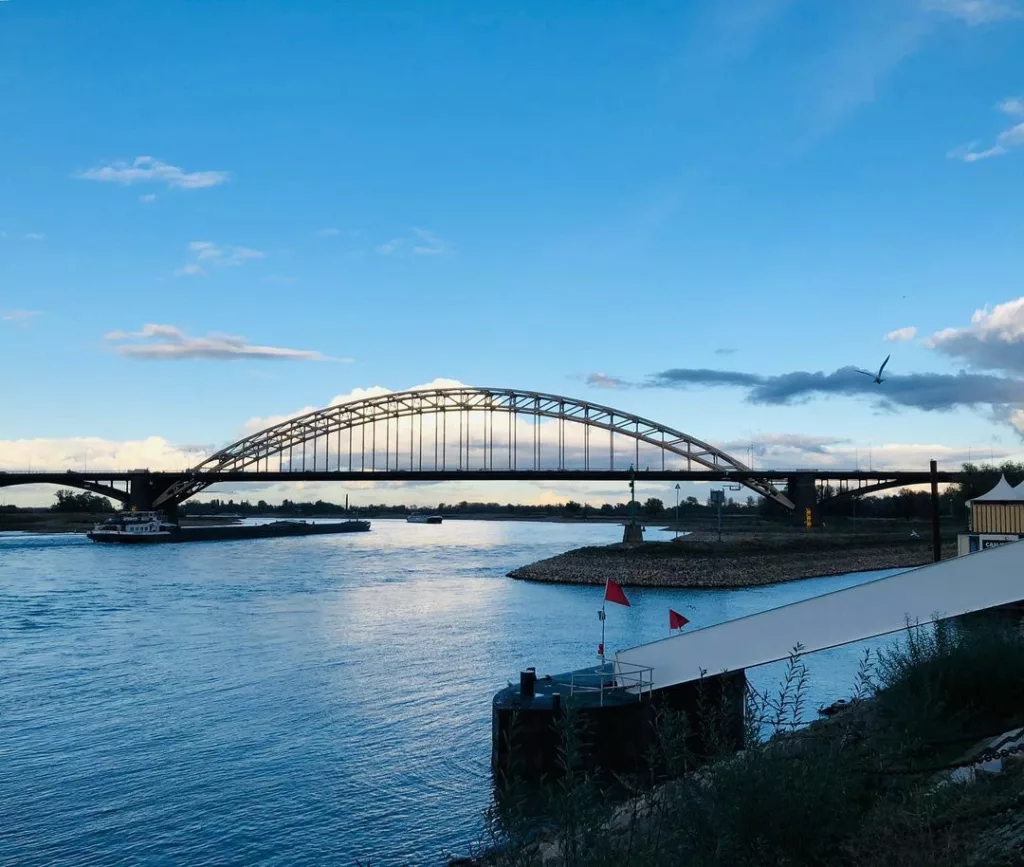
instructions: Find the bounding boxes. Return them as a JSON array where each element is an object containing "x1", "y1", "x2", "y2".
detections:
[{"x1": 87, "y1": 511, "x2": 370, "y2": 544}]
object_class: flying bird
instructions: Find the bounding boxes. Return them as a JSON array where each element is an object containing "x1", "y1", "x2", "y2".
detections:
[{"x1": 856, "y1": 354, "x2": 890, "y2": 384}]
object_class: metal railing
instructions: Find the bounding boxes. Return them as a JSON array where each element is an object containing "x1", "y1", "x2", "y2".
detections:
[{"x1": 557, "y1": 661, "x2": 654, "y2": 707}]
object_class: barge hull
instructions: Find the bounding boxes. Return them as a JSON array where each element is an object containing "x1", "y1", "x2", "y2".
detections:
[{"x1": 88, "y1": 520, "x2": 370, "y2": 544}]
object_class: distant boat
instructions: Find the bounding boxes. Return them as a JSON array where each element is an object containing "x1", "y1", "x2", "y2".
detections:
[{"x1": 407, "y1": 512, "x2": 442, "y2": 524}]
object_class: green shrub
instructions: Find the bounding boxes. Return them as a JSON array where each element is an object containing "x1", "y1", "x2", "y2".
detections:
[{"x1": 875, "y1": 617, "x2": 1024, "y2": 756}]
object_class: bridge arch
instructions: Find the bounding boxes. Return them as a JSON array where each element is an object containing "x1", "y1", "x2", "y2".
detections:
[{"x1": 157, "y1": 386, "x2": 792, "y2": 507}]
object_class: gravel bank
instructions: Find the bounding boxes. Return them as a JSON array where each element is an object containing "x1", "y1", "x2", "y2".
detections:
[{"x1": 508, "y1": 532, "x2": 959, "y2": 588}]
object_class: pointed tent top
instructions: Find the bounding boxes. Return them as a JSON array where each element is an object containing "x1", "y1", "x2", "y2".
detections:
[{"x1": 970, "y1": 474, "x2": 1024, "y2": 503}]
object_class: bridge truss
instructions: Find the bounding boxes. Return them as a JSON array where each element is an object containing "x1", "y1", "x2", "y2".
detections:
[{"x1": 156, "y1": 387, "x2": 793, "y2": 507}]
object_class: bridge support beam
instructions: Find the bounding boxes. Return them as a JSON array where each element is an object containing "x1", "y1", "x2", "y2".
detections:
[
  {"x1": 786, "y1": 474, "x2": 818, "y2": 527},
  {"x1": 128, "y1": 474, "x2": 180, "y2": 522},
  {"x1": 622, "y1": 521, "x2": 644, "y2": 544}
]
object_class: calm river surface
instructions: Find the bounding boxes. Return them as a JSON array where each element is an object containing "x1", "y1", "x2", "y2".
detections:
[{"x1": 0, "y1": 520, "x2": 904, "y2": 865}]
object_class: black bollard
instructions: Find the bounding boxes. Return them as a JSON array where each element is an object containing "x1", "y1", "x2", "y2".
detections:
[{"x1": 520, "y1": 667, "x2": 536, "y2": 698}]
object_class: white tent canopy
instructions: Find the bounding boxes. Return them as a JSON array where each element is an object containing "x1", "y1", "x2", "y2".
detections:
[{"x1": 970, "y1": 474, "x2": 1024, "y2": 503}]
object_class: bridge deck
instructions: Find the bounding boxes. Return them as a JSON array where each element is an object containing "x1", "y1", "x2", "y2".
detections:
[{"x1": 614, "y1": 540, "x2": 1024, "y2": 689}]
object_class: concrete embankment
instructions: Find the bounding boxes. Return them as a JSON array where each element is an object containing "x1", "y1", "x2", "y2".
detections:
[{"x1": 508, "y1": 532, "x2": 959, "y2": 588}]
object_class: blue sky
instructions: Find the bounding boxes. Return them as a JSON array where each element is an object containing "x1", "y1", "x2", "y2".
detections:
[{"x1": 2, "y1": 0, "x2": 1024, "y2": 506}]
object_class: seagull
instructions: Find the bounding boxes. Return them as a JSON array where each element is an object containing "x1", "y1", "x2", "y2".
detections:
[{"x1": 856, "y1": 354, "x2": 890, "y2": 384}]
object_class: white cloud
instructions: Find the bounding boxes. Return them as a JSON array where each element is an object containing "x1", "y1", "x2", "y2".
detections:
[
  {"x1": 949, "y1": 143, "x2": 1008, "y2": 162},
  {"x1": 375, "y1": 238, "x2": 404, "y2": 255},
  {"x1": 586, "y1": 372, "x2": 630, "y2": 389},
  {"x1": 374, "y1": 228, "x2": 453, "y2": 256},
  {"x1": 315, "y1": 228, "x2": 342, "y2": 238},
  {"x1": 104, "y1": 323, "x2": 341, "y2": 362},
  {"x1": 411, "y1": 228, "x2": 453, "y2": 256},
  {"x1": 998, "y1": 121, "x2": 1024, "y2": 147},
  {"x1": 140, "y1": 193, "x2": 158, "y2": 204},
  {"x1": 884, "y1": 325, "x2": 918, "y2": 342},
  {"x1": 925, "y1": 0, "x2": 1024, "y2": 23},
  {"x1": 998, "y1": 96, "x2": 1024, "y2": 115},
  {"x1": 722, "y1": 432, "x2": 1013, "y2": 472},
  {"x1": 189, "y1": 240, "x2": 264, "y2": 264},
  {"x1": 949, "y1": 100, "x2": 1024, "y2": 162},
  {"x1": 2, "y1": 310, "x2": 42, "y2": 327},
  {"x1": 0, "y1": 436, "x2": 203, "y2": 475},
  {"x1": 23, "y1": 232, "x2": 44, "y2": 241},
  {"x1": 76, "y1": 156, "x2": 230, "y2": 190},
  {"x1": 176, "y1": 241, "x2": 265, "y2": 276},
  {"x1": 926, "y1": 297, "x2": 1024, "y2": 374}
]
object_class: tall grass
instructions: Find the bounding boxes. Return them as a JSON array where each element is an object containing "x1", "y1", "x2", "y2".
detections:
[{"x1": 475, "y1": 616, "x2": 1024, "y2": 867}]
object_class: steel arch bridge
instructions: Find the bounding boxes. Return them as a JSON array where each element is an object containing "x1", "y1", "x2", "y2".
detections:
[{"x1": 154, "y1": 386, "x2": 793, "y2": 508}]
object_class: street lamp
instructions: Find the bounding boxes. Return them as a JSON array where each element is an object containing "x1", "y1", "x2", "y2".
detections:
[{"x1": 674, "y1": 483, "x2": 681, "y2": 540}]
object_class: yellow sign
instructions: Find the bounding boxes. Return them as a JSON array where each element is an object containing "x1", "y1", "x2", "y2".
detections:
[{"x1": 805, "y1": 507, "x2": 812, "y2": 529}]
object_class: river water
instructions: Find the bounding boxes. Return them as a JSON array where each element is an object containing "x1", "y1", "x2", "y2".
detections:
[{"x1": 0, "y1": 520, "x2": 903, "y2": 866}]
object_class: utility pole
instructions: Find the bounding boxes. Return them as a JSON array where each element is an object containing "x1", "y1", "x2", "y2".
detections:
[
  {"x1": 674, "y1": 483, "x2": 681, "y2": 540},
  {"x1": 628, "y1": 464, "x2": 636, "y2": 526},
  {"x1": 930, "y1": 459, "x2": 941, "y2": 562}
]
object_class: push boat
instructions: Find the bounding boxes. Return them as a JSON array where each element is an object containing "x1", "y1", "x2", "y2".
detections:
[{"x1": 87, "y1": 511, "x2": 371, "y2": 544}]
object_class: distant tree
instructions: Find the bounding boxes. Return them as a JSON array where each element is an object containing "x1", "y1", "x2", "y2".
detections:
[
  {"x1": 642, "y1": 497, "x2": 664, "y2": 517},
  {"x1": 52, "y1": 490, "x2": 114, "y2": 513},
  {"x1": 564, "y1": 500, "x2": 582, "y2": 516},
  {"x1": 746, "y1": 496, "x2": 755, "y2": 508},
  {"x1": 685, "y1": 496, "x2": 699, "y2": 507}
]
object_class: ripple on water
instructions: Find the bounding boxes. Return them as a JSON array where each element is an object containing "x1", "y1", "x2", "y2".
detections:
[{"x1": 0, "y1": 521, "x2": 901, "y2": 865}]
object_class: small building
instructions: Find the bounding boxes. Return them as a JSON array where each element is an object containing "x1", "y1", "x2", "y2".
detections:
[{"x1": 958, "y1": 475, "x2": 1024, "y2": 555}]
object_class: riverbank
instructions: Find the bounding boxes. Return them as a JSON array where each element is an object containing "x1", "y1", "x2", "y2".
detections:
[
  {"x1": 471, "y1": 618, "x2": 1024, "y2": 867},
  {"x1": 508, "y1": 531, "x2": 959, "y2": 588}
]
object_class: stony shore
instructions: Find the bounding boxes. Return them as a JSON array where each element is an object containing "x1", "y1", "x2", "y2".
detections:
[{"x1": 508, "y1": 531, "x2": 959, "y2": 588}]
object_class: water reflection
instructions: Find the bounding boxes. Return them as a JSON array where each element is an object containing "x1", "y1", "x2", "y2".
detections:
[{"x1": 0, "y1": 521, "x2": 904, "y2": 865}]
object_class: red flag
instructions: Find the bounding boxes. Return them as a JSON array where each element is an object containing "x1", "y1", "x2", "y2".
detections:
[
  {"x1": 669, "y1": 609, "x2": 689, "y2": 630},
  {"x1": 604, "y1": 579, "x2": 630, "y2": 607}
]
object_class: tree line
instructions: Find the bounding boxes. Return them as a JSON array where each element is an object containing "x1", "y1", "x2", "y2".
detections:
[{"x1": 17, "y1": 461, "x2": 1024, "y2": 521}]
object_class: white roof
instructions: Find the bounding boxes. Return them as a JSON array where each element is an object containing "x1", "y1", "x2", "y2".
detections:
[
  {"x1": 615, "y1": 540, "x2": 1024, "y2": 689},
  {"x1": 971, "y1": 474, "x2": 1024, "y2": 502}
]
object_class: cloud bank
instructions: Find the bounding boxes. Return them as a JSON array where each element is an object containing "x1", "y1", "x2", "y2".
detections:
[
  {"x1": 884, "y1": 326, "x2": 917, "y2": 342},
  {"x1": 76, "y1": 156, "x2": 230, "y2": 190},
  {"x1": 646, "y1": 366, "x2": 1024, "y2": 412},
  {"x1": 3, "y1": 310, "x2": 42, "y2": 327},
  {"x1": 926, "y1": 297, "x2": 1024, "y2": 375},
  {"x1": 104, "y1": 324, "x2": 338, "y2": 362},
  {"x1": 948, "y1": 96, "x2": 1024, "y2": 162},
  {"x1": 177, "y1": 241, "x2": 265, "y2": 276},
  {"x1": 588, "y1": 296, "x2": 1024, "y2": 434}
]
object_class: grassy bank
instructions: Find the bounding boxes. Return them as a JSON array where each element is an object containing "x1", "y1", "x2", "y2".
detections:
[
  {"x1": 467, "y1": 616, "x2": 1024, "y2": 866},
  {"x1": 509, "y1": 532, "x2": 959, "y2": 588},
  {"x1": 0, "y1": 511, "x2": 100, "y2": 533}
]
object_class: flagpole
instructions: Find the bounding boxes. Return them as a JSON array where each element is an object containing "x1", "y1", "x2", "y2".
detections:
[{"x1": 601, "y1": 598, "x2": 606, "y2": 668}]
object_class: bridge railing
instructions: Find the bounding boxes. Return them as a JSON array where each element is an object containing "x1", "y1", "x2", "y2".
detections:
[{"x1": 556, "y1": 660, "x2": 654, "y2": 707}]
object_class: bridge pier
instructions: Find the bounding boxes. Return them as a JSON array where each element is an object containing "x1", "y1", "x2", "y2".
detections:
[
  {"x1": 785, "y1": 474, "x2": 818, "y2": 527},
  {"x1": 622, "y1": 521, "x2": 644, "y2": 544},
  {"x1": 127, "y1": 474, "x2": 180, "y2": 522}
]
